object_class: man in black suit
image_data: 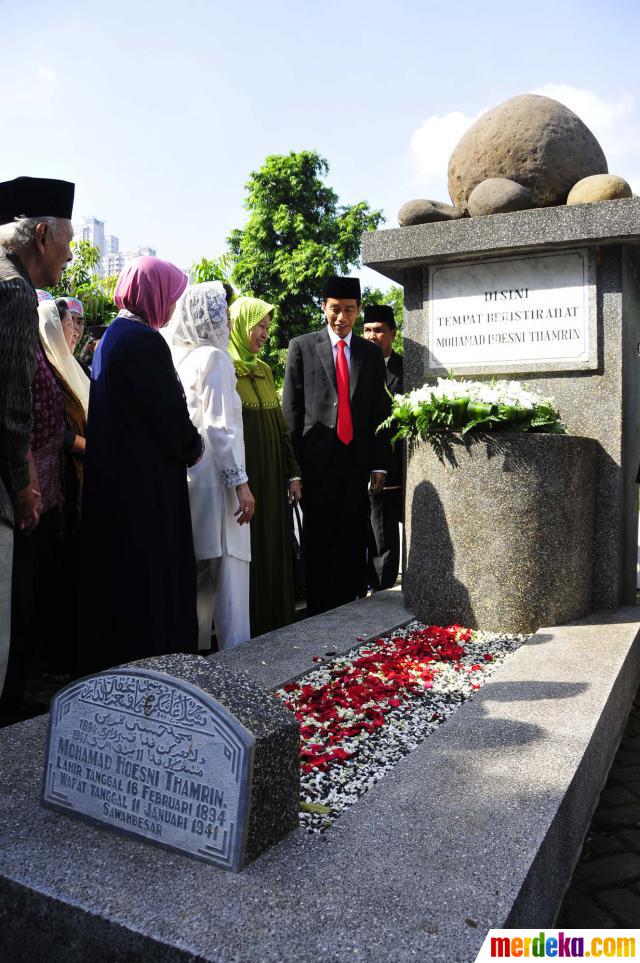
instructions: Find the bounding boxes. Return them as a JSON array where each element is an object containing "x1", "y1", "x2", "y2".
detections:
[
  {"x1": 282, "y1": 277, "x2": 391, "y2": 615},
  {"x1": 363, "y1": 305, "x2": 404, "y2": 591}
]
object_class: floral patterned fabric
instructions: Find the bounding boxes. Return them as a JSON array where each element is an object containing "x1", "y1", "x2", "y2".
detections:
[{"x1": 31, "y1": 345, "x2": 65, "y2": 512}]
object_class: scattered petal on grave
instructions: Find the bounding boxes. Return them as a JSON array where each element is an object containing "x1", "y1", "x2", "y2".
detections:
[{"x1": 275, "y1": 621, "x2": 528, "y2": 833}]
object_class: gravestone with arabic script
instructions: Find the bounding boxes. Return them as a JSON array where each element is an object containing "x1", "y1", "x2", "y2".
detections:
[{"x1": 42, "y1": 654, "x2": 300, "y2": 872}]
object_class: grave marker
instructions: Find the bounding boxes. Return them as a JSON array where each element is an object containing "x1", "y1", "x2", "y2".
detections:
[{"x1": 42, "y1": 655, "x2": 300, "y2": 872}]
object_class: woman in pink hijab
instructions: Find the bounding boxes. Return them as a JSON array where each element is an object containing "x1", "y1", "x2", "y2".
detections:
[{"x1": 81, "y1": 257, "x2": 204, "y2": 670}]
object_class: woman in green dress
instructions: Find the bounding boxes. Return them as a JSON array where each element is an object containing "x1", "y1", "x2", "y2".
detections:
[{"x1": 229, "y1": 297, "x2": 301, "y2": 637}]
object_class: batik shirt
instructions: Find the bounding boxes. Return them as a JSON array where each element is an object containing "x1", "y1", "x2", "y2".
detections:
[{"x1": 0, "y1": 250, "x2": 39, "y2": 526}]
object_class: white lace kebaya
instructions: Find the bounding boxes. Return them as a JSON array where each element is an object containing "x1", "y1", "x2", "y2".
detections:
[
  {"x1": 163, "y1": 282, "x2": 248, "y2": 490},
  {"x1": 163, "y1": 281, "x2": 251, "y2": 650}
]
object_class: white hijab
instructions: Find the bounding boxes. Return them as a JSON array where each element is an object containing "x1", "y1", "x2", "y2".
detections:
[
  {"x1": 162, "y1": 281, "x2": 230, "y2": 365},
  {"x1": 38, "y1": 301, "x2": 90, "y2": 416}
]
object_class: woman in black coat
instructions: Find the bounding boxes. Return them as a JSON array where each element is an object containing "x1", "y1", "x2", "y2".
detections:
[{"x1": 81, "y1": 257, "x2": 203, "y2": 671}]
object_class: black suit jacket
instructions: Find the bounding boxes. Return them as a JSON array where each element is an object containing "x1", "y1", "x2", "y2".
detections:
[
  {"x1": 384, "y1": 350, "x2": 404, "y2": 488},
  {"x1": 282, "y1": 328, "x2": 391, "y2": 482}
]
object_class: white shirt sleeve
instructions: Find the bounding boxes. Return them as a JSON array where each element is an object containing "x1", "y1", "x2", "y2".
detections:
[{"x1": 199, "y1": 349, "x2": 248, "y2": 487}]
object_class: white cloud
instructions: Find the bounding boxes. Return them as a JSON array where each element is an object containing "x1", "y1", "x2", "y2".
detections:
[
  {"x1": 408, "y1": 85, "x2": 640, "y2": 205},
  {"x1": 409, "y1": 108, "x2": 484, "y2": 202},
  {"x1": 37, "y1": 65, "x2": 57, "y2": 83}
]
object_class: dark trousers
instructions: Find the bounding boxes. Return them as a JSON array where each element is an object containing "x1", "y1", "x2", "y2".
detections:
[
  {"x1": 302, "y1": 443, "x2": 370, "y2": 616},
  {"x1": 367, "y1": 488, "x2": 402, "y2": 591},
  {"x1": 0, "y1": 508, "x2": 69, "y2": 711}
]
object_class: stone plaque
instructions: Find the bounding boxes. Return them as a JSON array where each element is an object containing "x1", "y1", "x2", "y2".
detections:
[
  {"x1": 43, "y1": 668, "x2": 254, "y2": 872},
  {"x1": 427, "y1": 249, "x2": 596, "y2": 375}
]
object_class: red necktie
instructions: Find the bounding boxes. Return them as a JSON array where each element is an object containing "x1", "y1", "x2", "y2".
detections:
[{"x1": 336, "y1": 339, "x2": 353, "y2": 445}]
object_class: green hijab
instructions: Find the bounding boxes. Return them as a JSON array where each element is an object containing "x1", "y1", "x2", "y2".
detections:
[{"x1": 229, "y1": 296, "x2": 275, "y2": 376}]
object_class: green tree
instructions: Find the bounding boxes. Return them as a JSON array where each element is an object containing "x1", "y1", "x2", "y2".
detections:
[
  {"x1": 190, "y1": 253, "x2": 235, "y2": 286},
  {"x1": 48, "y1": 240, "x2": 118, "y2": 328},
  {"x1": 227, "y1": 150, "x2": 383, "y2": 379}
]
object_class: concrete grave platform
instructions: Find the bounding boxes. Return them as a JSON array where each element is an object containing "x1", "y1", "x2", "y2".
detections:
[{"x1": 1, "y1": 592, "x2": 639, "y2": 962}]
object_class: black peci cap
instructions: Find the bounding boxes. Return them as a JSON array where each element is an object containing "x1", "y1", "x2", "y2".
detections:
[
  {"x1": 323, "y1": 276, "x2": 361, "y2": 300},
  {"x1": 0, "y1": 176, "x2": 75, "y2": 225},
  {"x1": 363, "y1": 304, "x2": 396, "y2": 329}
]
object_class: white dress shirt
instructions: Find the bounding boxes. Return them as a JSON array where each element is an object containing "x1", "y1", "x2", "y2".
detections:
[
  {"x1": 327, "y1": 325, "x2": 353, "y2": 367},
  {"x1": 325, "y1": 325, "x2": 385, "y2": 475}
]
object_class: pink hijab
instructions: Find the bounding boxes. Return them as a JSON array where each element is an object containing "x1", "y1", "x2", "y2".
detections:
[{"x1": 114, "y1": 256, "x2": 187, "y2": 330}]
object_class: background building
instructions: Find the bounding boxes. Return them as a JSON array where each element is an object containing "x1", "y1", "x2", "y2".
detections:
[
  {"x1": 72, "y1": 216, "x2": 156, "y2": 277},
  {"x1": 73, "y1": 216, "x2": 105, "y2": 256}
]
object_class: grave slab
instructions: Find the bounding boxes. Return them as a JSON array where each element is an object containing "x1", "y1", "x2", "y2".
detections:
[{"x1": 1, "y1": 593, "x2": 639, "y2": 962}]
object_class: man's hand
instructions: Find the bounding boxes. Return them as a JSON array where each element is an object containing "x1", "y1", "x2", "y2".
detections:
[
  {"x1": 370, "y1": 471, "x2": 386, "y2": 496},
  {"x1": 13, "y1": 483, "x2": 42, "y2": 534},
  {"x1": 288, "y1": 479, "x2": 302, "y2": 505}
]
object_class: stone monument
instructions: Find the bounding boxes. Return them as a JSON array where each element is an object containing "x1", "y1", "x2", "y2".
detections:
[
  {"x1": 364, "y1": 95, "x2": 640, "y2": 627},
  {"x1": 398, "y1": 93, "x2": 632, "y2": 225},
  {"x1": 42, "y1": 654, "x2": 300, "y2": 872}
]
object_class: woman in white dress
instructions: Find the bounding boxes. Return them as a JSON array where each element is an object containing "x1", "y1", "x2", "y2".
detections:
[{"x1": 163, "y1": 282, "x2": 255, "y2": 650}]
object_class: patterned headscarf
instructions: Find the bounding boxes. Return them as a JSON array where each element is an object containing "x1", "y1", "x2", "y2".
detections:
[
  {"x1": 162, "y1": 281, "x2": 229, "y2": 365},
  {"x1": 36, "y1": 289, "x2": 53, "y2": 303},
  {"x1": 114, "y1": 256, "x2": 187, "y2": 330},
  {"x1": 64, "y1": 297, "x2": 84, "y2": 316},
  {"x1": 229, "y1": 296, "x2": 274, "y2": 376}
]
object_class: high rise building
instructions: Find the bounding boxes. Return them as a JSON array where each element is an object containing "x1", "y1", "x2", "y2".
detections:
[
  {"x1": 72, "y1": 217, "x2": 157, "y2": 277},
  {"x1": 73, "y1": 216, "x2": 105, "y2": 256},
  {"x1": 103, "y1": 234, "x2": 119, "y2": 255},
  {"x1": 101, "y1": 244, "x2": 157, "y2": 278},
  {"x1": 101, "y1": 252, "x2": 124, "y2": 276}
]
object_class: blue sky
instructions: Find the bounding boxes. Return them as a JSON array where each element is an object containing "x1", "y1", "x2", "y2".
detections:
[{"x1": 2, "y1": 0, "x2": 639, "y2": 287}]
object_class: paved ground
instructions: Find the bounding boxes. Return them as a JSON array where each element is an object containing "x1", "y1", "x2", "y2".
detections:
[{"x1": 557, "y1": 688, "x2": 640, "y2": 926}]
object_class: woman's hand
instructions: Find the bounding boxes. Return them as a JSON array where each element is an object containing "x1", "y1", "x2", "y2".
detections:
[
  {"x1": 71, "y1": 434, "x2": 86, "y2": 454},
  {"x1": 288, "y1": 478, "x2": 302, "y2": 505},
  {"x1": 235, "y1": 483, "x2": 255, "y2": 524}
]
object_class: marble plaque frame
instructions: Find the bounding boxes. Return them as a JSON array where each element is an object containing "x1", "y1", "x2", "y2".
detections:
[
  {"x1": 425, "y1": 248, "x2": 598, "y2": 377},
  {"x1": 42, "y1": 668, "x2": 255, "y2": 873}
]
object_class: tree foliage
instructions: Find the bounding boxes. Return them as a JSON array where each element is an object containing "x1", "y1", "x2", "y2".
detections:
[
  {"x1": 190, "y1": 253, "x2": 235, "y2": 285},
  {"x1": 227, "y1": 150, "x2": 383, "y2": 378},
  {"x1": 48, "y1": 240, "x2": 118, "y2": 327}
]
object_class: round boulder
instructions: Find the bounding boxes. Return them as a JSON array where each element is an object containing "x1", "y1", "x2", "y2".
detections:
[
  {"x1": 448, "y1": 94, "x2": 608, "y2": 211},
  {"x1": 398, "y1": 199, "x2": 464, "y2": 226},
  {"x1": 567, "y1": 174, "x2": 632, "y2": 205},
  {"x1": 467, "y1": 178, "x2": 532, "y2": 216}
]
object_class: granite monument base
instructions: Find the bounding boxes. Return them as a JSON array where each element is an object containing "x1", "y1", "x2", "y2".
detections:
[
  {"x1": 363, "y1": 197, "x2": 640, "y2": 612},
  {"x1": 1, "y1": 591, "x2": 639, "y2": 962},
  {"x1": 404, "y1": 432, "x2": 598, "y2": 633}
]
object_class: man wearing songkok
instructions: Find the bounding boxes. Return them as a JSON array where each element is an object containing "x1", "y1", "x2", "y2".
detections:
[
  {"x1": 282, "y1": 276, "x2": 391, "y2": 615},
  {"x1": 0, "y1": 176, "x2": 74, "y2": 709},
  {"x1": 363, "y1": 304, "x2": 404, "y2": 591}
]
